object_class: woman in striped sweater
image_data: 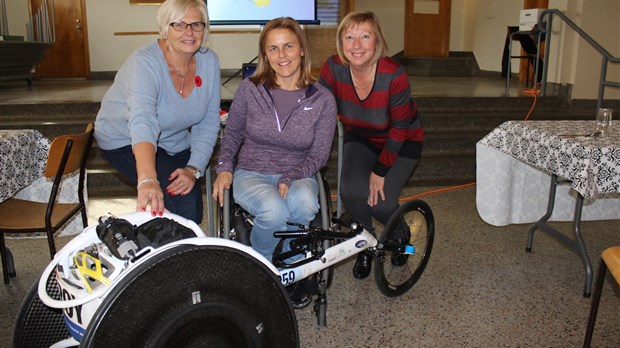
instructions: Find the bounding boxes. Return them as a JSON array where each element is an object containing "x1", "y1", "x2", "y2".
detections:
[{"x1": 319, "y1": 11, "x2": 424, "y2": 280}]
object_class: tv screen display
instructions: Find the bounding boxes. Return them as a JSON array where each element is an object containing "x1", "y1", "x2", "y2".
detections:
[{"x1": 206, "y1": 0, "x2": 318, "y2": 25}]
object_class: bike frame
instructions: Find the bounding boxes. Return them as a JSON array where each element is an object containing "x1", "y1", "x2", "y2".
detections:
[
  {"x1": 273, "y1": 223, "x2": 416, "y2": 288},
  {"x1": 277, "y1": 228, "x2": 378, "y2": 287}
]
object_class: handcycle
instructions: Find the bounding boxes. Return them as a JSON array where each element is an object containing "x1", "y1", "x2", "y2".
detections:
[
  {"x1": 216, "y1": 171, "x2": 435, "y2": 326},
  {"x1": 12, "y1": 174, "x2": 433, "y2": 346}
]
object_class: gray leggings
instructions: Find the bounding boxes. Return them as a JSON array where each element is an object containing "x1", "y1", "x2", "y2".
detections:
[{"x1": 340, "y1": 141, "x2": 418, "y2": 232}]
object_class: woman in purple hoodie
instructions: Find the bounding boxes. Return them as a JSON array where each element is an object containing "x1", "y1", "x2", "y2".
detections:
[{"x1": 212, "y1": 17, "x2": 337, "y2": 264}]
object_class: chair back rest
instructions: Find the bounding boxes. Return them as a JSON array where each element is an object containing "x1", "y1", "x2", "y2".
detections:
[{"x1": 44, "y1": 123, "x2": 94, "y2": 177}]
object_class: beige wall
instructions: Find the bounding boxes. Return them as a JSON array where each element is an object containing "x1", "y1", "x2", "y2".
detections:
[
  {"x1": 470, "y1": 0, "x2": 521, "y2": 73},
  {"x1": 6, "y1": 0, "x2": 30, "y2": 38},
  {"x1": 450, "y1": 0, "x2": 476, "y2": 51},
  {"x1": 355, "y1": 0, "x2": 405, "y2": 56},
  {"x1": 5, "y1": 0, "x2": 619, "y2": 99},
  {"x1": 570, "y1": 0, "x2": 620, "y2": 99},
  {"x1": 84, "y1": 0, "x2": 261, "y2": 72}
]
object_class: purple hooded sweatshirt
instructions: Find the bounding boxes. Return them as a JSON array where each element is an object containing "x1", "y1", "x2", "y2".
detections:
[{"x1": 216, "y1": 78, "x2": 337, "y2": 187}]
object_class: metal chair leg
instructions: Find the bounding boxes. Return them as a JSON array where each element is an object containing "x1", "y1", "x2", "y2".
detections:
[
  {"x1": 1, "y1": 235, "x2": 10, "y2": 284},
  {"x1": 583, "y1": 258, "x2": 607, "y2": 348}
]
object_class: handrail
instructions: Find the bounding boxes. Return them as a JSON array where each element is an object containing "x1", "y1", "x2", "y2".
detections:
[{"x1": 538, "y1": 9, "x2": 620, "y2": 109}]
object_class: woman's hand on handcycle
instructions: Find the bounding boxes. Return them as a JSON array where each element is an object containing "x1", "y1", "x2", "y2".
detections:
[
  {"x1": 137, "y1": 179, "x2": 164, "y2": 217},
  {"x1": 212, "y1": 171, "x2": 233, "y2": 207}
]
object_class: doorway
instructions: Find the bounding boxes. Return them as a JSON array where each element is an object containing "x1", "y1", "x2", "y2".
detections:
[
  {"x1": 404, "y1": 0, "x2": 451, "y2": 57},
  {"x1": 30, "y1": 0, "x2": 90, "y2": 79}
]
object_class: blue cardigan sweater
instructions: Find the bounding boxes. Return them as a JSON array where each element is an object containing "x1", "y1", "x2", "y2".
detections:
[{"x1": 94, "y1": 41, "x2": 221, "y2": 174}]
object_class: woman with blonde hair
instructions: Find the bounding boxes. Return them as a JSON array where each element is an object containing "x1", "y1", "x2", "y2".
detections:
[
  {"x1": 95, "y1": 0, "x2": 221, "y2": 224},
  {"x1": 320, "y1": 11, "x2": 424, "y2": 279}
]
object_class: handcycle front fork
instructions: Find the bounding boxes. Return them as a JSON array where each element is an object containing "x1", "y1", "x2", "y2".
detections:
[{"x1": 315, "y1": 261, "x2": 329, "y2": 326}]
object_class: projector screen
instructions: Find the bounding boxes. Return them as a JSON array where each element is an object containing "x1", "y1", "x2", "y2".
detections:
[{"x1": 206, "y1": 0, "x2": 319, "y2": 25}]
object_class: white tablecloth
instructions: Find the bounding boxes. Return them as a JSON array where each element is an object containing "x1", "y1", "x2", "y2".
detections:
[
  {"x1": 0, "y1": 129, "x2": 86, "y2": 236},
  {"x1": 476, "y1": 143, "x2": 620, "y2": 226},
  {"x1": 476, "y1": 120, "x2": 620, "y2": 226}
]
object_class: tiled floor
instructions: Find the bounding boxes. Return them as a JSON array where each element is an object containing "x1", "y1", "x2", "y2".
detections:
[{"x1": 2, "y1": 186, "x2": 619, "y2": 347}]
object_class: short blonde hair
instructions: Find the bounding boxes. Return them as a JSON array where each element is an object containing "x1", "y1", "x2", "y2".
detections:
[
  {"x1": 336, "y1": 11, "x2": 388, "y2": 66},
  {"x1": 157, "y1": 0, "x2": 210, "y2": 47},
  {"x1": 250, "y1": 17, "x2": 316, "y2": 89}
]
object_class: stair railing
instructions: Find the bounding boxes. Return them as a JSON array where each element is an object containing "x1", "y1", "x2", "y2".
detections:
[{"x1": 538, "y1": 9, "x2": 620, "y2": 109}]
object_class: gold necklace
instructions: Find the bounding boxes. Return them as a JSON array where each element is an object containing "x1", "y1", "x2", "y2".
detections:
[
  {"x1": 350, "y1": 64, "x2": 376, "y2": 89},
  {"x1": 165, "y1": 44, "x2": 190, "y2": 95}
]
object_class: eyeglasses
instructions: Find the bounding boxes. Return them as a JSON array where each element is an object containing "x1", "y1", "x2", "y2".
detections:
[{"x1": 170, "y1": 21, "x2": 206, "y2": 32}]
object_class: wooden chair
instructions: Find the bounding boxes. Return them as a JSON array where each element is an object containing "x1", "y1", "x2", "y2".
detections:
[
  {"x1": 583, "y1": 246, "x2": 620, "y2": 348},
  {"x1": 0, "y1": 123, "x2": 94, "y2": 284}
]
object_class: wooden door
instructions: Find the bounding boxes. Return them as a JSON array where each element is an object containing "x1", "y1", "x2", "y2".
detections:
[
  {"x1": 31, "y1": 0, "x2": 90, "y2": 79},
  {"x1": 404, "y1": 0, "x2": 451, "y2": 57}
]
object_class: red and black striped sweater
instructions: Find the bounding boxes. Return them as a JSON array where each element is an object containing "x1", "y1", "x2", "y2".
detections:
[{"x1": 319, "y1": 55, "x2": 423, "y2": 177}]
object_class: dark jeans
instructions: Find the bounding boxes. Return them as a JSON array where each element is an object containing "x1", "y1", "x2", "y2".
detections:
[
  {"x1": 340, "y1": 141, "x2": 418, "y2": 237},
  {"x1": 101, "y1": 145, "x2": 203, "y2": 224}
]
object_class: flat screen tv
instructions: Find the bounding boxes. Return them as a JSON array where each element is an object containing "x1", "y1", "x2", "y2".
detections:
[{"x1": 206, "y1": 0, "x2": 319, "y2": 25}]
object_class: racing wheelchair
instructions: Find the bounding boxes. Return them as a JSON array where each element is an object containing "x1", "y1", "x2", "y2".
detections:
[
  {"x1": 215, "y1": 171, "x2": 435, "y2": 326},
  {"x1": 15, "y1": 212, "x2": 300, "y2": 347}
]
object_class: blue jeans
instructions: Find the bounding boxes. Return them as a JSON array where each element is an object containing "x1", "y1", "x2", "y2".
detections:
[
  {"x1": 233, "y1": 169, "x2": 319, "y2": 261},
  {"x1": 100, "y1": 145, "x2": 203, "y2": 224}
]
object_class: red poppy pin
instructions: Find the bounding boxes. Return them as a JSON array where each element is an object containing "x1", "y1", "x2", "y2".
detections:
[{"x1": 194, "y1": 76, "x2": 202, "y2": 87}]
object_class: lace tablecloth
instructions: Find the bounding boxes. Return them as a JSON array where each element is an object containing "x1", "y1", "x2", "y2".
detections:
[
  {"x1": 0, "y1": 129, "x2": 49, "y2": 202},
  {"x1": 476, "y1": 121, "x2": 620, "y2": 226},
  {"x1": 0, "y1": 129, "x2": 85, "y2": 235}
]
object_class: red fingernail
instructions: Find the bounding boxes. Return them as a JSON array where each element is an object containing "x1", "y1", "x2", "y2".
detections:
[
  {"x1": 159, "y1": 211, "x2": 163, "y2": 216},
  {"x1": 141, "y1": 207, "x2": 146, "y2": 211},
  {"x1": 151, "y1": 211, "x2": 156, "y2": 216}
]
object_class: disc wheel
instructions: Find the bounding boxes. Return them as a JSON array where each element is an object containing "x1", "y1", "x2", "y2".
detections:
[
  {"x1": 80, "y1": 244, "x2": 298, "y2": 347},
  {"x1": 374, "y1": 199, "x2": 434, "y2": 297}
]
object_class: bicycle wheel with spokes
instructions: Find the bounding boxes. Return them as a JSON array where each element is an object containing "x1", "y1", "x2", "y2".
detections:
[{"x1": 374, "y1": 199, "x2": 434, "y2": 297}]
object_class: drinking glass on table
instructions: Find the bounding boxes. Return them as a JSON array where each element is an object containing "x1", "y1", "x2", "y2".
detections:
[{"x1": 596, "y1": 108, "x2": 613, "y2": 135}]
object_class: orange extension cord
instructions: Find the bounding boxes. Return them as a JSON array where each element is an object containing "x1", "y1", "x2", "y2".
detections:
[
  {"x1": 330, "y1": 82, "x2": 542, "y2": 203},
  {"x1": 522, "y1": 83, "x2": 541, "y2": 121}
]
